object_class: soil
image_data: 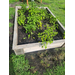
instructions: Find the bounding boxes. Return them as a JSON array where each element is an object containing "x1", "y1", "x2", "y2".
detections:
[{"x1": 18, "y1": 9, "x2": 63, "y2": 45}]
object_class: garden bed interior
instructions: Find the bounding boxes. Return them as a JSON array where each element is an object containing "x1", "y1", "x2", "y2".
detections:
[
  {"x1": 17, "y1": 7, "x2": 63, "y2": 45},
  {"x1": 12, "y1": 6, "x2": 65, "y2": 55}
]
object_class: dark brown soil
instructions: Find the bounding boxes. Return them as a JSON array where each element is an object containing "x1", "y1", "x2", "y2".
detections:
[{"x1": 18, "y1": 9, "x2": 63, "y2": 45}]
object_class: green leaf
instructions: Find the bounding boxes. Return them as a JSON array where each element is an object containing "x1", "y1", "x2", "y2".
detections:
[
  {"x1": 31, "y1": 32, "x2": 33, "y2": 35},
  {"x1": 42, "y1": 46, "x2": 43, "y2": 48},
  {"x1": 23, "y1": 37, "x2": 26, "y2": 39},
  {"x1": 33, "y1": 37, "x2": 35, "y2": 39},
  {"x1": 28, "y1": 34, "x2": 30, "y2": 39}
]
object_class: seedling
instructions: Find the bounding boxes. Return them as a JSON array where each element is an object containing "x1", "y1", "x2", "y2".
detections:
[
  {"x1": 63, "y1": 32, "x2": 65, "y2": 39},
  {"x1": 33, "y1": 37, "x2": 35, "y2": 39},
  {"x1": 40, "y1": 60, "x2": 44, "y2": 64},
  {"x1": 23, "y1": 37, "x2": 26, "y2": 39},
  {"x1": 47, "y1": 64, "x2": 50, "y2": 67},
  {"x1": 28, "y1": 34, "x2": 30, "y2": 39}
]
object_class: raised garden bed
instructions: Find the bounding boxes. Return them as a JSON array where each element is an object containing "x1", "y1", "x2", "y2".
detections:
[{"x1": 12, "y1": 6, "x2": 65, "y2": 55}]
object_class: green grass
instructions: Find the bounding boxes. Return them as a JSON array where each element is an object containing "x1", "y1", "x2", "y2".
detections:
[
  {"x1": 9, "y1": 53, "x2": 65, "y2": 75},
  {"x1": 9, "y1": 7, "x2": 15, "y2": 19},
  {"x1": 9, "y1": 22, "x2": 13, "y2": 27},
  {"x1": 9, "y1": 53, "x2": 38, "y2": 75},
  {"x1": 9, "y1": 7, "x2": 15, "y2": 27},
  {"x1": 43, "y1": 61, "x2": 65, "y2": 75},
  {"x1": 9, "y1": 0, "x2": 19, "y2": 4}
]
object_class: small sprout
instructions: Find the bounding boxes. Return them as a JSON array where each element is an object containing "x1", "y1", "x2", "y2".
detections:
[
  {"x1": 47, "y1": 64, "x2": 50, "y2": 67},
  {"x1": 31, "y1": 32, "x2": 33, "y2": 35},
  {"x1": 33, "y1": 37, "x2": 35, "y2": 39},
  {"x1": 23, "y1": 37, "x2": 26, "y2": 39},
  {"x1": 45, "y1": 45, "x2": 47, "y2": 49},
  {"x1": 40, "y1": 60, "x2": 44, "y2": 64},
  {"x1": 63, "y1": 32, "x2": 65, "y2": 39},
  {"x1": 28, "y1": 34, "x2": 30, "y2": 39}
]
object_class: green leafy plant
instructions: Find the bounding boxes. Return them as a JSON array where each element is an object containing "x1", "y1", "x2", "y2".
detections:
[
  {"x1": 63, "y1": 32, "x2": 65, "y2": 39},
  {"x1": 38, "y1": 24, "x2": 58, "y2": 48},
  {"x1": 23, "y1": 37, "x2": 26, "y2": 39},
  {"x1": 17, "y1": 9, "x2": 26, "y2": 26},
  {"x1": 28, "y1": 34, "x2": 30, "y2": 39},
  {"x1": 33, "y1": 37, "x2": 35, "y2": 39},
  {"x1": 17, "y1": 4, "x2": 59, "y2": 48}
]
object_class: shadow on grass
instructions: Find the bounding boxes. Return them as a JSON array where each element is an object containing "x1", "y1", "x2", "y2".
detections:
[
  {"x1": 9, "y1": 53, "x2": 15, "y2": 75},
  {"x1": 9, "y1": 16, "x2": 15, "y2": 56}
]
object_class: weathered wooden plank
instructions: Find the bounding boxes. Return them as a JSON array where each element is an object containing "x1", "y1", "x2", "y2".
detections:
[
  {"x1": 12, "y1": 6, "x2": 18, "y2": 50},
  {"x1": 14, "y1": 49, "x2": 24, "y2": 55},
  {"x1": 23, "y1": 39, "x2": 65, "y2": 53},
  {"x1": 14, "y1": 39, "x2": 65, "y2": 50}
]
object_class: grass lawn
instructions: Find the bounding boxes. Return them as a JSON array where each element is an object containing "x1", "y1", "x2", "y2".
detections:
[{"x1": 9, "y1": 53, "x2": 65, "y2": 75}]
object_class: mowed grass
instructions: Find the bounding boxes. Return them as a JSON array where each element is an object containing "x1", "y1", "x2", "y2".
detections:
[{"x1": 9, "y1": 0, "x2": 19, "y2": 4}]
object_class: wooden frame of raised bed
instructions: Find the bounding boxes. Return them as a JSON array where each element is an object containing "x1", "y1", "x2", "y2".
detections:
[{"x1": 12, "y1": 6, "x2": 65, "y2": 55}]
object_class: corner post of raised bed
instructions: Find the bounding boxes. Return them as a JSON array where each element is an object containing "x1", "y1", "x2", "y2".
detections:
[{"x1": 14, "y1": 49, "x2": 24, "y2": 55}]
